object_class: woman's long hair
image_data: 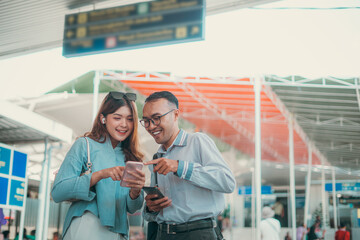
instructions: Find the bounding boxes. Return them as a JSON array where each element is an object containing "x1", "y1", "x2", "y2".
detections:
[{"x1": 84, "y1": 93, "x2": 144, "y2": 162}]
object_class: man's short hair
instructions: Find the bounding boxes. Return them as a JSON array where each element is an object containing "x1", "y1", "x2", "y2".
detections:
[{"x1": 145, "y1": 91, "x2": 179, "y2": 109}]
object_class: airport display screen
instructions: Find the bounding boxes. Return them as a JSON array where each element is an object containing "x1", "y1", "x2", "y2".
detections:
[
  {"x1": 0, "y1": 143, "x2": 27, "y2": 210},
  {"x1": 238, "y1": 185, "x2": 273, "y2": 195},
  {"x1": 325, "y1": 182, "x2": 360, "y2": 192},
  {"x1": 63, "y1": 0, "x2": 205, "y2": 57}
]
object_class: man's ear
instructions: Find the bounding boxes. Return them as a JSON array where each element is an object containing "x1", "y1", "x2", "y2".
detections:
[{"x1": 174, "y1": 109, "x2": 180, "y2": 121}]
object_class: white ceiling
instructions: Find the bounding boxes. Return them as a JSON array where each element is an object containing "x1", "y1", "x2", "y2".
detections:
[{"x1": 0, "y1": 0, "x2": 277, "y2": 59}]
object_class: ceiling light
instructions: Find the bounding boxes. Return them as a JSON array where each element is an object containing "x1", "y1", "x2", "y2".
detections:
[{"x1": 275, "y1": 164, "x2": 284, "y2": 169}]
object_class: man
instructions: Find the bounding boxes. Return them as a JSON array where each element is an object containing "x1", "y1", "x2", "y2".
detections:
[
  {"x1": 260, "y1": 206, "x2": 280, "y2": 240},
  {"x1": 335, "y1": 223, "x2": 350, "y2": 240},
  {"x1": 141, "y1": 91, "x2": 236, "y2": 240},
  {"x1": 272, "y1": 198, "x2": 284, "y2": 226}
]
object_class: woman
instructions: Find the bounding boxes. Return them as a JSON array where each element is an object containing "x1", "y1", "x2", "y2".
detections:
[
  {"x1": 51, "y1": 92, "x2": 145, "y2": 240},
  {"x1": 307, "y1": 221, "x2": 324, "y2": 240},
  {"x1": 296, "y1": 223, "x2": 307, "y2": 240}
]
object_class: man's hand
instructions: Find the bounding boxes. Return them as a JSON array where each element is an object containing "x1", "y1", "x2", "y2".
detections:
[
  {"x1": 144, "y1": 158, "x2": 178, "y2": 175},
  {"x1": 145, "y1": 194, "x2": 172, "y2": 212}
]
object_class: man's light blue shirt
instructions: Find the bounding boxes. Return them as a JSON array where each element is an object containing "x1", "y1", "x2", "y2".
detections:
[{"x1": 145, "y1": 129, "x2": 236, "y2": 224}]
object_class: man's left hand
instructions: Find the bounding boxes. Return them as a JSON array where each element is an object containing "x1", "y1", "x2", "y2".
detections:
[{"x1": 144, "y1": 158, "x2": 178, "y2": 175}]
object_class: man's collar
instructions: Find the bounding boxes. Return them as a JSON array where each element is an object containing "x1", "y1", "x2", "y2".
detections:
[
  {"x1": 158, "y1": 129, "x2": 188, "y2": 153},
  {"x1": 173, "y1": 129, "x2": 188, "y2": 146}
]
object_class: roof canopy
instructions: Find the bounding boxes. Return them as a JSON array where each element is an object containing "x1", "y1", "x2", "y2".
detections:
[
  {"x1": 0, "y1": 99, "x2": 73, "y2": 144},
  {"x1": 46, "y1": 69, "x2": 360, "y2": 173},
  {"x1": 100, "y1": 70, "x2": 359, "y2": 171}
]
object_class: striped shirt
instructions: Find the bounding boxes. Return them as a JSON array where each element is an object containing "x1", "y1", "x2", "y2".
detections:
[{"x1": 145, "y1": 129, "x2": 236, "y2": 224}]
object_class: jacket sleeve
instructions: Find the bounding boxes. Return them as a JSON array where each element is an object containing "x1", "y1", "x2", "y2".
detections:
[
  {"x1": 51, "y1": 138, "x2": 96, "y2": 203},
  {"x1": 176, "y1": 133, "x2": 236, "y2": 193},
  {"x1": 126, "y1": 190, "x2": 144, "y2": 214}
]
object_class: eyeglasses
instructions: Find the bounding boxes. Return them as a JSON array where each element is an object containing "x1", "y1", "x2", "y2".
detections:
[
  {"x1": 140, "y1": 109, "x2": 176, "y2": 128},
  {"x1": 108, "y1": 91, "x2": 137, "y2": 101}
]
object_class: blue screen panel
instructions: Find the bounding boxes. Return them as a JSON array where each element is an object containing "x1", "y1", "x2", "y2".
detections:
[
  {"x1": 0, "y1": 177, "x2": 9, "y2": 204},
  {"x1": 325, "y1": 183, "x2": 343, "y2": 192},
  {"x1": 239, "y1": 185, "x2": 272, "y2": 195},
  {"x1": 9, "y1": 180, "x2": 25, "y2": 207},
  {"x1": 0, "y1": 147, "x2": 11, "y2": 175},
  {"x1": 12, "y1": 151, "x2": 27, "y2": 178}
]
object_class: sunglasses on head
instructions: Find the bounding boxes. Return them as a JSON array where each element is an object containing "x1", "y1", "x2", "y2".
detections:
[{"x1": 108, "y1": 91, "x2": 137, "y2": 101}]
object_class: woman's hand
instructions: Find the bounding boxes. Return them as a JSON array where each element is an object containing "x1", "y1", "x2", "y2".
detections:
[
  {"x1": 123, "y1": 169, "x2": 145, "y2": 199},
  {"x1": 101, "y1": 166, "x2": 125, "y2": 181},
  {"x1": 90, "y1": 166, "x2": 124, "y2": 187}
]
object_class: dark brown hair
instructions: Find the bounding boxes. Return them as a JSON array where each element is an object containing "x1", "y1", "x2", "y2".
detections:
[{"x1": 84, "y1": 93, "x2": 143, "y2": 162}]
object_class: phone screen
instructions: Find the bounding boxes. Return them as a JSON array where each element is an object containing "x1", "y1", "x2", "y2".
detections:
[{"x1": 120, "y1": 161, "x2": 143, "y2": 187}]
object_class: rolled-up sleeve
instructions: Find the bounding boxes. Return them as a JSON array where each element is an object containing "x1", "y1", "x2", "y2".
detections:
[
  {"x1": 177, "y1": 133, "x2": 236, "y2": 193},
  {"x1": 51, "y1": 139, "x2": 96, "y2": 203}
]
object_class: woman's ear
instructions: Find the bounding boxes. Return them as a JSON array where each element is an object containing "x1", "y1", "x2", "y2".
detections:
[{"x1": 100, "y1": 114, "x2": 106, "y2": 124}]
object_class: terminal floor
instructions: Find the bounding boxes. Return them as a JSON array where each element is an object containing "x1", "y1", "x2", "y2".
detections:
[{"x1": 222, "y1": 227, "x2": 337, "y2": 239}]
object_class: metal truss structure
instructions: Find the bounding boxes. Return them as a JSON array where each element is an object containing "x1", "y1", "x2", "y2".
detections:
[{"x1": 101, "y1": 70, "x2": 360, "y2": 172}]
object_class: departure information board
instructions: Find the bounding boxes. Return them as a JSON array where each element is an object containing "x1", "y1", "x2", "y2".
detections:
[
  {"x1": 0, "y1": 143, "x2": 28, "y2": 210},
  {"x1": 63, "y1": 0, "x2": 205, "y2": 57},
  {"x1": 238, "y1": 185, "x2": 273, "y2": 195}
]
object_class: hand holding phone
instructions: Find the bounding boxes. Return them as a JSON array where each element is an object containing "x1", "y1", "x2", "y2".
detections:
[
  {"x1": 120, "y1": 161, "x2": 144, "y2": 187},
  {"x1": 143, "y1": 186, "x2": 165, "y2": 200},
  {"x1": 144, "y1": 187, "x2": 172, "y2": 212}
]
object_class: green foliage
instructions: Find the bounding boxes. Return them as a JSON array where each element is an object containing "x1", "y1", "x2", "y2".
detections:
[{"x1": 312, "y1": 203, "x2": 329, "y2": 227}]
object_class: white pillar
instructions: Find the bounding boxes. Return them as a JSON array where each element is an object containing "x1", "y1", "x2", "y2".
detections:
[
  {"x1": 43, "y1": 147, "x2": 53, "y2": 240},
  {"x1": 18, "y1": 176, "x2": 29, "y2": 240},
  {"x1": 238, "y1": 195, "x2": 245, "y2": 228},
  {"x1": 332, "y1": 167, "x2": 337, "y2": 229},
  {"x1": 35, "y1": 138, "x2": 48, "y2": 240},
  {"x1": 304, "y1": 145, "x2": 312, "y2": 227},
  {"x1": 321, "y1": 161, "x2": 327, "y2": 229},
  {"x1": 254, "y1": 77, "x2": 262, "y2": 240},
  {"x1": 288, "y1": 115, "x2": 297, "y2": 239},
  {"x1": 251, "y1": 168, "x2": 255, "y2": 240},
  {"x1": 92, "y1": 70, "x2": 101, "y2": 121}
]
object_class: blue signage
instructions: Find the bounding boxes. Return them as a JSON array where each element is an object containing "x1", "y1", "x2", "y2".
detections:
[
  {"x1": 12, "y1": 151, "x2": 27, "y2": 178},
  {"x1": 325, "y1": 182, "x2": 360, "y2": 192},
  {"x1": 0, "y1": 143, "x2": 27, "y2": 210},
  {"x1": 0, "y1": 146, "x2": 11, "y2": 175},
  {"x1": 296, "y1": 196, "x2": 305, "y2": 208},
  {"x1": 238, "y1": 185, "x2": 273, "y2": 195},
  {"x1": 325, "y1": 183, "x2": 342, "y2": 191},
  {"x1": 63, "y1": 0, "x2": 205, "y2": 57},
  {"x1": 9, "y1": 180, "x2": 25, "y2": 207},
  {"x1": 0, "y1": 177, "x2": 9, "y2": 205}
]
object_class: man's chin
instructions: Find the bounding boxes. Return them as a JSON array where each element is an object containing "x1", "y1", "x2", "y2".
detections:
[
  {"x1": 152, "y1": 135, "x2": 163, "y2": 144},
  {"x1": 154, "y1": 138, "x2": 162, "y2": 144}
]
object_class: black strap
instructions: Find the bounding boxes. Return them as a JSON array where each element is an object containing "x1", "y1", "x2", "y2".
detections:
[
  {"x1": 214, "y1": 225, "x2": 224, "y2": 240},
  {"x1": 152, "y1": 153, "x2": 159, "y2": 186},
  {"x1": 146, "y1": 153, "x2": 164, "y2": 240},
  {"x1": 153, "y1": 152, "x2": 164, "y2": 187}
]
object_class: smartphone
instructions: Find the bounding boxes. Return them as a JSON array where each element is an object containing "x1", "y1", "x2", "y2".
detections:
[
  {"x1": 120, "y1": 161, "x2": 143, "y2": 187},
  {"x1": 143, "y1": 186, "x2": 165, "y2": 200}
]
